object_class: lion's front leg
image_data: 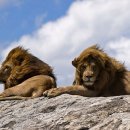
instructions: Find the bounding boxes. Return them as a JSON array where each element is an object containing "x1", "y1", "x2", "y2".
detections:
[
  {"x1": 43, "y1": 85, "x2": 99, "y2": 98},
  {"x1": 43, "y1": 88, "x2": 63, "y2": 98}
]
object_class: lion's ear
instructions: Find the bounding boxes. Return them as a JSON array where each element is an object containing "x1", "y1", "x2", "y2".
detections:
[{"x1": 72, "y1": 57, "x2": 79, "y2": 67}]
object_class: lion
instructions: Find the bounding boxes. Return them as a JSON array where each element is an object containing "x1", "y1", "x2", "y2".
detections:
[
  {"x1": 0, "y1": 46, "x2": 56, "y2": 89},
  {"x1": 43, "y1": 45, "x2": 130, "y2": 97},
  {"x1": 0, "y1": 46, "x2": 56, "y2": 100}
]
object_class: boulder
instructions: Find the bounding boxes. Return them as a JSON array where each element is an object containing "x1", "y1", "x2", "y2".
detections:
[{"x1": 0, "y1": 94, "x2": 130, "y2": 130}]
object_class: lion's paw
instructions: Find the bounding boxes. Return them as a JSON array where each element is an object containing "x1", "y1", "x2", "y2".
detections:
[{"x1": 43, "y1": 88, "x2": 60, "y2": 98}]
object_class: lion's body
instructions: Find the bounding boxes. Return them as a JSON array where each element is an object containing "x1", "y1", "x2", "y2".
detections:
[
  {"x1": 44, "y1": 45, "x2": 130, "y2": 97},
  {"x1": 0, "y1": 46, "x2": 56, "y2": 89},
  {"x1": 0, "y1": 75, "x2": 55, "y2": 100}
]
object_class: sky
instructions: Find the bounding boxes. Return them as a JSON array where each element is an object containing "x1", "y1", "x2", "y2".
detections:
[{"x1": 0, "y1": 0, "x2": 130, "y2": 91}]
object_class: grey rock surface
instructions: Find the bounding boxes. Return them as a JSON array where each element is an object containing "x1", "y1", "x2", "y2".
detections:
[{"x1": 0, "y1": 94, "x2": 130, "y2": 130}]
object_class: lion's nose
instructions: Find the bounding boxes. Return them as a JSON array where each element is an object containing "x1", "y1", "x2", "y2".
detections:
[{"x1": 86, "y1": 75, "x2": 93, "y2": 79}]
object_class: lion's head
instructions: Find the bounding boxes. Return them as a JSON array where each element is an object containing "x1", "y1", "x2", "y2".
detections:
[
  {"x1": 0, "y1": 46, "x2": 56, "y2": 89},
  {"x1": 0, "y1": 64, "x2": 12, "y2": 83},
  {"x1": 73, "y1": 57, "x2": 100, "y2": 87},
  {"x1": 72, "y1": 45, "x2": 126, "y2": 92}
]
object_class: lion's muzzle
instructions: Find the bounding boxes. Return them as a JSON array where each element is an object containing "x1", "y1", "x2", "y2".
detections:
[{"x1": 83, "y1": 72, "x2": 96, "y2": 86}]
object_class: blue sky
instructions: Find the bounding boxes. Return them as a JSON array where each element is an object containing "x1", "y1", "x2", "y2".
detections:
[
  {"x1": 0, "y1": 0, "x2": 73, "y2": 47},
  {"x1": 0, "y1": 0, "x2": 130, "y2": 91}
]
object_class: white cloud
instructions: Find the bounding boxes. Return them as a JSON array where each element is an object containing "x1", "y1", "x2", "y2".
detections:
[
  {"x1": 1, "y1": 0, "x2": 130, "y2": 87},
  {"x1": 107, "y1": 37, "x2": 130, "y2": 68}
]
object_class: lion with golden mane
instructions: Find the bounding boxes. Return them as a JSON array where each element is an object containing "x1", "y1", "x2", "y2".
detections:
[
  {"x1": 0, "y1": 46, "x2": 56, "y2": 100},
  {"x1": 44, "y1": 45, "x2": 130, "y2": 97}
]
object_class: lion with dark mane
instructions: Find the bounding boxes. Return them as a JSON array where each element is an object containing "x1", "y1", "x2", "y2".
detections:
[
  {"x1": 44, "y1": 45, "x2": 130, "y2": 97},
  {"x1": 0, "y1": 46, "x2": 56, "y2": 100}
]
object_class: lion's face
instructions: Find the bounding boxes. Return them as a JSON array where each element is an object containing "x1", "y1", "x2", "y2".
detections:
[
  {"x1": 0, "y1": 63, "x2": 12, "y2": 82},
  {"x1": 0, "y1": 52, "x2": 24, "y2": 83},
  {"x1": 72, "y1": 56, "x2": 102, "y2": 88},
  {"x1": 79, "y1": 59, "x2": 100, "y2": 86}
]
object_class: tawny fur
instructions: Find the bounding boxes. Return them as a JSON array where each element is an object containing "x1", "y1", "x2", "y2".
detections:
[
  {"x1": 0, "y1": 46, "x2": 56, "y2": 89},
  {"x1": 0, "y1": 75, "x2": 55, "y2": 100},
  {"x1": 44, "y1": 45, "x2": 130, "y2": 97}
]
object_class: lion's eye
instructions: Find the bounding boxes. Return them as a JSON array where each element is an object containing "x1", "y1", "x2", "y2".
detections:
[{"x1": 81, "y1": 65, "x2": 86, "y2": 70}]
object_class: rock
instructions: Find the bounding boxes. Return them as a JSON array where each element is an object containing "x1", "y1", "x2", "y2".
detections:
[{"x1": 0, "y1": 94, "x2": 130, "y2": 130}]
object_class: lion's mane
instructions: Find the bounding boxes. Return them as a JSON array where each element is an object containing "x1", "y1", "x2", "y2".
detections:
[
  {"x1": 1, "y1": 46, "x2": 56, "y2": 89},
  {"x1": 72, "y1": 45, "x2": 127, "y2": 96}
]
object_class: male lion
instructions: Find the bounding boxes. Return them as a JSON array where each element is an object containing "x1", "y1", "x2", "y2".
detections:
[
  {"x1": 0, "y1": 46, "x2": 56, "y2": 100},
  {"x1": 44, "y1": 45, "x2": 130, "y2": 97},
  {"x1": 0, "y1": 46, "x2": 56, "y2": 89}
]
